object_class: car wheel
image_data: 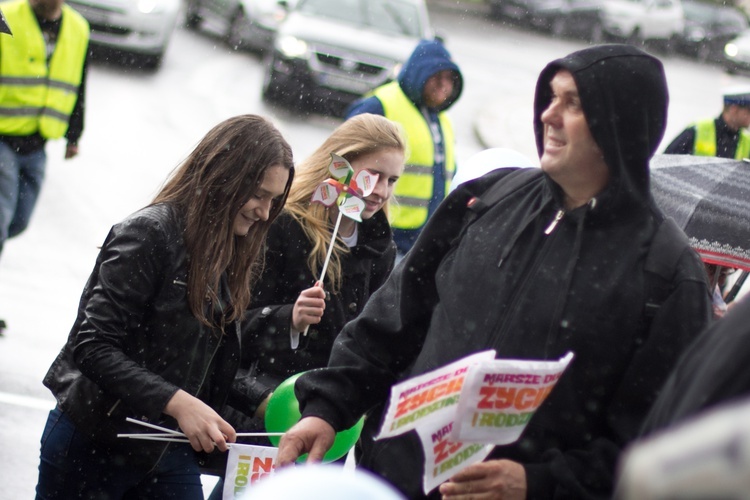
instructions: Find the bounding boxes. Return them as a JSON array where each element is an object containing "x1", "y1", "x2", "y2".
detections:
[
  {"x1": 626, "y1": 27, "x2": 643, "y2": 47},
  {"x1": 590, "y1": 21, "x2": 606, "y2": 44},
  {"x1": 696, "y1": 43, "x2": 711, "y2": 63},
  {"x1": 227, "y1": 8, "x2": 249, "y2": 51},
  {"x1": 185, "y1": 0, "x2": 202, "y2": 29},
  {"x1": 487, "y1": 2, "x2": 503, "y2": 20},
  {"x1": 262, "y1": 57, "x2": 286, "y2": 104},
  {"x1": 550, "y1": 17, "x2": 566, "y2": 37},
  {"x1": 143, "y1": 52, "x2": 163, "y2": 71}
]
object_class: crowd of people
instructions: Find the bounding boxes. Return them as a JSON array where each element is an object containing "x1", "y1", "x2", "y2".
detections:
[{"x1": 0, "y1": 3, "x2": 747, "y2": 496}]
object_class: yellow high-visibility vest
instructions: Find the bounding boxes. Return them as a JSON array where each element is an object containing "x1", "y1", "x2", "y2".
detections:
[
  {"x1": 373, "y1": 81, "x2": 455, "y2": 230},
  {"x1": 0, "y1": 0, "x2": 89, "y2": 139},
  {"x1": 694, "y1": 118, "x2": 750, "y2": 160}
]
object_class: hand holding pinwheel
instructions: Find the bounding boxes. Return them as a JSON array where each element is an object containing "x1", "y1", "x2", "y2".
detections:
[{"x1": 298, "y1": 153, "x2": 379, "y2": 337}]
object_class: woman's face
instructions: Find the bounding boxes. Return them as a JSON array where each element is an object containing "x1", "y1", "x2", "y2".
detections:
[
  {"x1": 349, "y1": 148, "x2": 403, "y2": 220},
  {"x1": 233, "y1": 164, "x2": 289, "y2": 236}
]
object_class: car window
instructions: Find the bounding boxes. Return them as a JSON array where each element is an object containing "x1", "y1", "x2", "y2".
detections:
[
  {"x1": 682, "y1": 2, "x2": 713, "y2": 22},
  {"x1": 296, "y1": 0, "x2": 423, "y2": 36},
  {"x1": 718, "y1": 9, "x2": 749, "y2": 31}
]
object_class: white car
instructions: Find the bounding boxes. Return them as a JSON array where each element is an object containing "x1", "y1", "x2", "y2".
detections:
[
  {"x1": 184, "y1": 0, "x2": 294, "y2": 52},
  {"x1": 592, "y1": 0, "x2": 685, "y2": 44},
  {"x1": 67, "y1": 0, "x2": 181, "y2": 69}
]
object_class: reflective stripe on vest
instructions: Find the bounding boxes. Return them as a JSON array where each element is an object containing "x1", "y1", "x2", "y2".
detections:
[
  {"x1": 694, "y1": 118, "x2": 750, "y2": 160},
  {"x1": 373, "y1": 81, "x2": 455, "y2": 229},
  {"x1": 0, "y1": 0, "x2": 89, "y2": 139}
]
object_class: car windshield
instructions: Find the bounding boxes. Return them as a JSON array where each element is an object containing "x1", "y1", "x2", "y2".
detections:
[
  {"x1": 717, "y1": 9, "x2": 748, "y2": 31},
  {"x1": 681, "y1": 1, "x2": 715, "y2": 22},
  {"x1": 295, "y1": 0, "x2": 423, "y2": 37}
]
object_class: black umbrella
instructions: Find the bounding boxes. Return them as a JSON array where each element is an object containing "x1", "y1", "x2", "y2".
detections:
[{"x1": 650, "y1": 154, "x2": 750, "y2": 272}]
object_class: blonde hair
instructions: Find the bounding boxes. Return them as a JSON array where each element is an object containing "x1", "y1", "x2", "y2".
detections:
[{"x1": 285, "y1": 114, "x2": 406, "y2": 291}]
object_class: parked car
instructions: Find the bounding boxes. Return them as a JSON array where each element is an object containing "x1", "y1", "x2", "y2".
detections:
[
  {"x1": 184, "y1": 0, "x2": 293, "y2": 52},
  {"x1": 261, "y1": 0, "x2": 434, "y2": 116},
  {"x1": 675, "y1": 0, "x2": 748, "y2": 62},
  {"x1": 67, "y1": 0, "x2": 181, "y2": 68},
  {"x1": 723, "y1": 29, "x2": 750, "y2": 74},
  {"x1": 485, "y1": 0, "x2": 600, "y2": 38},
  {"x1": 590, "y1": 0, "x2": 685, "y2": 45}
]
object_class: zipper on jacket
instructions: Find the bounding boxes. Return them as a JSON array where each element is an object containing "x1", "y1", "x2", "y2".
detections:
[{"x1": 544, "y1": 209, "x2": 565, "y2": 235}]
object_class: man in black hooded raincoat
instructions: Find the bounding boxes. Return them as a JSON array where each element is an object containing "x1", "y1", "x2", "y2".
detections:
[{"x1": 276, "y1": 44, "x2": 712, "y2": 499}]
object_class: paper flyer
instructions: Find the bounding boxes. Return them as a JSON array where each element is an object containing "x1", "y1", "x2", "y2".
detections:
[
  {"x1": 416, "y1": 419, "x2": 494, "y2": 495},
  {"x1": 223, "y1": 444, "x2": 278, "y2": 500},
  {"x1": 375, "y1": 350, "x2": 496, "y2": 440},
  {"x1": 450, "y1": 352, "x2": 575, "y2": 444}
]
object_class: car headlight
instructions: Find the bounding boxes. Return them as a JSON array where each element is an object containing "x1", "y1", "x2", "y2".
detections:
[
  {"x1": 725, "y1": 43, "x2": 739, "y2": 57},
  {"x1": 686, "y1": 27, "x2": 705, "y2": 42},
  {"x1": 277, "y1": 36, "x2": 309, "y2": 58}
]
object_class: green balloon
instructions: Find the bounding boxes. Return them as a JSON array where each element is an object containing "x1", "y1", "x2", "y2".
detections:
[{"x1": 264, "y1": 372, "x2": 364, "y2": 462}]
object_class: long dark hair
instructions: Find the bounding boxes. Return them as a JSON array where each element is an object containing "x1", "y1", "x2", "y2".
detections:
[{"x1": 152, "y1": 114, "x2": 294, "y2": 327}]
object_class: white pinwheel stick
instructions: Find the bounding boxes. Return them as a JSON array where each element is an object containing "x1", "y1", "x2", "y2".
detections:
[
  {"x1": 302, "y1": 209, "x2": 343, "y2": 337},
  {"x1": 303, "y1": 153, "x2": 379, "y2": 337}
]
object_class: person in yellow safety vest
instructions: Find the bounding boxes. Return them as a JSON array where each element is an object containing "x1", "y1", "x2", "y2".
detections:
[
  {"x1": 345, "y1": 39, "x2": 463, "y2": 257},
  {"x1": 0, "y1": 0, "x2": 89, "y2": 336},
  {"x1": 664, "y1": 85, "x2": 750, "y2": 159},
  {"x1": 0, "y1": 6, "x2": 9, "y2": 337}
]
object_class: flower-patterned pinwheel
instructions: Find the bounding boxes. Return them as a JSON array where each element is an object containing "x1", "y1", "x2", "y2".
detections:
[
  {"x1": 299, "y1": 153, "x2": 380, "y2": 339},
  {"x1": 311, "y1": 153, "x2": 379, "y2": 223}
]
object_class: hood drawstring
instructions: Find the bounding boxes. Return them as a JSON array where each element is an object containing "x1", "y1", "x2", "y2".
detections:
[{"x1": 543, "y1": 198, "x2": 596, "y2": 355}]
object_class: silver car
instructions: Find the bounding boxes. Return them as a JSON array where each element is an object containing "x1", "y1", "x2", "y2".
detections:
[
  {"x1": 724, "y1": 29, "x2": 750, "y2": 74},
  {"x1": 185, "y1": 0, "x2": 293, "y2": 52},
  {"x1": 262, "y1": 0, "x2": 434, "y2": 116},
  {"x1": 67, "y1": 0, "x2": 181, "y2": 68}
]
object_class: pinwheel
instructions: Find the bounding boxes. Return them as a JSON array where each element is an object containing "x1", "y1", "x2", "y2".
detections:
[
  {"x1": 311, "y1": 152, "x2": 379, "y2": 223},
  {"x1": 302, "y1": 153, "x2": 379, "y2": 335}
]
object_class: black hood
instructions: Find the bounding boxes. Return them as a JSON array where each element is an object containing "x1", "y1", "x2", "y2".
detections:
[{"x1": 533, "y1": 44, "x2": 669, "y2": 209}]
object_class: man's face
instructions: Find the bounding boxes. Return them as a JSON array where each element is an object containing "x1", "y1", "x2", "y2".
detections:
[
  {"x1": 30, "y1": 0, "x2": 64, "y2": 19},
  {"x1": 422, "y1": 70, "x2": 455, "y2": 108},
  {"x1": 540, "y1": 69, "x2": 609, "y2": 202},
  {"x1": 734, "y1": 105, "x2": 750, "y2": 129}
]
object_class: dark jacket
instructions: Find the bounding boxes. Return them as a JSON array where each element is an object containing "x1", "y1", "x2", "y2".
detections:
[
  {"x1": 295, "y1": 44, "x2": 712, "y2": 499},
  {"x1": 43, "y1": 203, "x2": 241, "y2": 465},
  {"x1": 640, "y1": 294, "x2": 750, "y2": 434},
  {"x1": 238, "y1": 209, "x2": 396, "y2": 406}
]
